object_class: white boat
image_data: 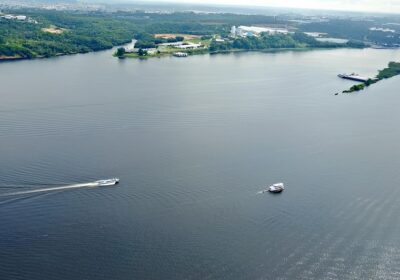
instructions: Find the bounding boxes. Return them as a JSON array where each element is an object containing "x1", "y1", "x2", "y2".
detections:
[
  {"x1": 267, "y1": 183, "x2": 284, "y2": 193},
  {"x1": 95, "y1": 178, "x2": 119, "y2": 186},
  {"x1": 173, "y1": 52, "x2": 188, "y2": 57},
  {"x1": 338, "y1": 73, "x2": 369, "y2": 83}
]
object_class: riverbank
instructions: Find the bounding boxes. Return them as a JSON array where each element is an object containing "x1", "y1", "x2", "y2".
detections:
[
  {"x1": 115, "y1": 45, "x2": 365, "y2": 60},
  {"x1": 0, "y1": 42, "x2": 132, "y2": 63},
  {"x1": 0, "y1": 55, "x2": 22, "y2": 61}
]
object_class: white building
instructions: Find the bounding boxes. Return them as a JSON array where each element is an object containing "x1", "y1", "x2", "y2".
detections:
[
  {"x1": 2, "y1": 14, "x2": 28, "y2": 21},
  {"x1": 176, "y1": 43, "x2": 202, "y2": 49},
  {"x1": 158, "y1": 42, "x2": 184, "y2": 46},
  {"x1": 143, "y1": 48, "x2": 158, "y2": 55},
  {"x1": 230, "y1": 26, "x2": 237, "y2": 37},
  {"x1": 16, "y1": 15, "x2": 27, "y2": 21},
  {"x1": 232, "y1": 25, "x2": 290, "y2": 37}
]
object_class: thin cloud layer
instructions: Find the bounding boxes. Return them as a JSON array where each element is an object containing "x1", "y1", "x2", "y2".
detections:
[{"x1": 157, "y1": 0, "x2": 400, "y2": 13}]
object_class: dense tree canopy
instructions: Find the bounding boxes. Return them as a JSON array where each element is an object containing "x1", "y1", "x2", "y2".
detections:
[
  {"x1": 1, "y1": 9, "x2": 281, "y2": 58},
  {"x1": 209, "y1": 32, "x2": 365, "y2": 52},
  {"x1": 0, "y1": 8, "x2": 372, "y2": 60}
]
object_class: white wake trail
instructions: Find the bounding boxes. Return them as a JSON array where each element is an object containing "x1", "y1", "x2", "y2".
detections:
[{"x1": 0, "y1": 182, "x2": 99, "y2": 197}]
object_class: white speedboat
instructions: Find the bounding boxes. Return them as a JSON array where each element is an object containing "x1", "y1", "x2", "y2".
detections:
[
  {"x1": 95, "y1": 178, "x2": 120, "y2": 186},
  {"x1": 268, "y1": 183, "x2": 284, "y2": 193}
]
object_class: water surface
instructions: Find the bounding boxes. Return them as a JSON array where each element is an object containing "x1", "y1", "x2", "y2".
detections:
[{"x1": 1, "y1": 48, "x2": 400, "y2": 279}]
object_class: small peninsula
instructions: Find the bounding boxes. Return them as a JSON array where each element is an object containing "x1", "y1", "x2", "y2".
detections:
[
  {"x1": 115, "y1": 29, "x2": 365, "y2": 59},
  {"x1": 342, "y1": 62, "x2": 400, "y2": 93}
]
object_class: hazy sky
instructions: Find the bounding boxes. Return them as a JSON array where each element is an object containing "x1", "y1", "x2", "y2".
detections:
[{"x1": 156, "y1": 0, "x2": 400, "y2": 13}]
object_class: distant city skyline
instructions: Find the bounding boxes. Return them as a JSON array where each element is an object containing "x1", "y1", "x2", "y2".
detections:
[{"x1": 154, "y1": 0, "x2": 400, "y2": 14}]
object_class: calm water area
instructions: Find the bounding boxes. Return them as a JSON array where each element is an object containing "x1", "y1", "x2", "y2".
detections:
[{"x1": 1, "y1": 48, "x2": 400, "y2": 279}]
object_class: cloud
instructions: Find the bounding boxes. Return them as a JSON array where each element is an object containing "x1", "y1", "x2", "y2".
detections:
[{"x1": 158, "y1": 0, "x2": 400, "y2": 13}]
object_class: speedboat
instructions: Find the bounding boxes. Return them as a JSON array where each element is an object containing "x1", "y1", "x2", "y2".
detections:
[
  {"x1": 95, "y1": 178, "x2": 119, "y2": 186},
  {"x1": 267, "y1": 183, "x2": 284, "y2": 193}
]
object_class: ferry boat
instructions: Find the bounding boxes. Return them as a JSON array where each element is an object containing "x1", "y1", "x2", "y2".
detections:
[
  {"x1": 267, "y1": 183, "x2": 285, "y2": 193},
  {"x1": 95, "y1": 178, "x2": 119, "y2": 186},
  {"x1": 338, "y1": 73, "x2": 369, "y2": 83}
]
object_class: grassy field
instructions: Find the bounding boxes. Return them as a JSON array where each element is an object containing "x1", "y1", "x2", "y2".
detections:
[
  {"x1": 154, "y1": 34, "x2": 202, "y2": 40},
  {"x1": 120, "y1": 35, "x2": 212, "y2": 59}
]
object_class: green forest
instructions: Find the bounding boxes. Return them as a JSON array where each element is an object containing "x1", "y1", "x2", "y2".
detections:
[
  {"x1": 0, "y1": 9, "x2": 281, "y2": 59},
  {"x1": 209, "y1": 32, "x2": 365, "y2": 52},
  {"x1": 299, "y1": 19, "x2": 400, "y2": 46},
  {"x1": 0, "y1": 8, "x2": 382, "y2": 60},
  {"x1": 0, "y1": 10, "x2": 138, "y2": 58}
]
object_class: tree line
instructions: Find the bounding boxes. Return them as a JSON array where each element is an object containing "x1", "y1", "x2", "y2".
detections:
[{"x1": 209, "y1": 32, "x2": 365, "y2": 52}]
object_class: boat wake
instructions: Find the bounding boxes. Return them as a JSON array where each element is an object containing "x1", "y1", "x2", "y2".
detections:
[{"x1": 0, "y1": 182, "x2": 100, "y2": 197}]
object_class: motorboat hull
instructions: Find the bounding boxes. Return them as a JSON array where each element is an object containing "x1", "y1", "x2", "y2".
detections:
[
  {"x1": 269, "y1": 189, "x2": 283, "y2": 193},
  {"x1": 267, "y1": 183, "x2": 285, "y2": 193},
  {"x1": 95, "y1": 178, "x2": 120, "y2": 187}
]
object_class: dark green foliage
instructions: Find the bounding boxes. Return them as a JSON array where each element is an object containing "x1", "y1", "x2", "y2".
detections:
[
  {"x1": 364, "y1": 78, "x2": 377, "y2": 86},
  {"x1": 201, "y1": 35, "x2": 213, "y2": 40},
  {"x1": 134, "y1": 33, "x2": 154, "y2": 42},
  {"x1": 116, "y1": 47, "x2": 125, "y2": 57},
  {"x1": 343, "y1": 83, "x2": 365, "y2": 93},
  {"x1": 138, "y1": 48, "x2": 147, "y2": 56},
  {"x1": 345, "y1": 40, "x2": 366, "y2": 48},
  {"x1": 299, "y1": 19, "x2": 372, "y2": 41},
  {"x1": 0, "y1": 8, "x2": 370, "y2": 60},
  {"x1": 0, "y1": 7, "x2": 294, "y2": 60},
  {"x1": 209, "y1": 32, "x2": 347, "y2": 52},
  {"x1": 354, "y1": 84, "x2": 365, "y2": 91},
  {"x1": 138, "y1": 34, "x2": 184, "y2": 47},
  {"x1": 210, "y1": 39, "x2": 232, "y2": 51},
  {"x1": 135, "y1": 40, "x2": 156, "y2": 49},
  {"x1": 377, "y1": 62, "x2": 400, "y2": 79},
  {"x1": 2, "y1": 9, "x2": 279, "y2": 59},
  {"x1": 0, "y1": 10, "x2": 137, "y2": 58},
  {"x1": 343, "y1": 62, "x2": 400, "y2": 93},
  {"x1": 299, "y1": 19, "x2": 400, "y2": 47}
]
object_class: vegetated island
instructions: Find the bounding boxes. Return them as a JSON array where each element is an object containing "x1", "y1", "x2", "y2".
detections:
[{"x1": 342, "y1": 62, "x2": 400, "y2": 93}]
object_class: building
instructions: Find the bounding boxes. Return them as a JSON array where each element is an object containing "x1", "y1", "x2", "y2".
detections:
[
  {"x1": 16, "y1": 15, "x2": 27, "y2": 21},
  {"x1": 1, "y1": 14, "x2": 33, "y2": 22},
  {"x1": 176, "y1": 43, "x2": 202, "y2": 49},
  {"x1": 230, "y1": 26, "x2": 237, "y2": 37},
  {"x1": 157, "y1": 42, "x2": 184, "y2": 47},
  {"x1": 232, "y1": 25, "x2": 290, "y2": 37},
  {"x1": 143, "y1": 48, "x2": 158, "y2": 55}
]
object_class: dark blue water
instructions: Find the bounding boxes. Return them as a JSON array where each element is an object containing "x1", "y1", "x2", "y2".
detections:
[{"x1": 1, "y1": 48, "x2": 400, "y2": 279}]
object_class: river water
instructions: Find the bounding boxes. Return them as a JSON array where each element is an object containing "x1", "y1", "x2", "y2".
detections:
[{"x1": 1, "y1": 48, "x2": 400, "y2": 279}]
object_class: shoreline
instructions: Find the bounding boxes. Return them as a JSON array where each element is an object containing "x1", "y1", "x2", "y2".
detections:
[
  {"x1": 0, "y1": 56, "x2": 23, "y2": 62},
  {"x1": 1, "y1": 45, "x2": 397, "y2": 63},
  {"x1": 117, "y1": 46, "x2": 368, "y2": 60},
  {"x1": 0, "y1": 52, "x2": 81, "y2": 63},
  {"x1": 0, "y1": 39, "x2": 134, "y2": 63}
]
